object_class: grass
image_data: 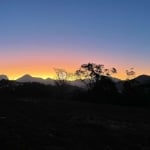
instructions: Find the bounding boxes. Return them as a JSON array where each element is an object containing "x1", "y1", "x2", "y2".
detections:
[{"x1": 0, "y1": 98, "x2": 150, "y2": 149}]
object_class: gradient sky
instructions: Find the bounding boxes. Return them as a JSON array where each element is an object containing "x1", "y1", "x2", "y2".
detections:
[{"x1": 0, "y1": 0, "x2": 150, "y2": 79}]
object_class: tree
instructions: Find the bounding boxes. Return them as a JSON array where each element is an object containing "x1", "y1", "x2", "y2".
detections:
[
  {"x1": 53, "y1": 68, "x2": 67, "y2": 87},
  {"x1": 75, "y1": 63, "x2": 117, "y2": 90},
  {"x1": 126, "y1": 68, "x2": 136, "y2": 80}
]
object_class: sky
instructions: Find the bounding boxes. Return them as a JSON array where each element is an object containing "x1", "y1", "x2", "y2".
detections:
[{"x1": 0, "y1": 0, "x2": 150, "y2": 80}]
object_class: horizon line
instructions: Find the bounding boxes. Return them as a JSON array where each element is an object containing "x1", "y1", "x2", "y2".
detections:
[{"x1": 0, "y1": 73, "x2": 149, "y2": 81}]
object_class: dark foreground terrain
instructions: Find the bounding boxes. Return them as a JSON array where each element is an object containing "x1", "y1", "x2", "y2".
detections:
[{"x1": 0, "y1": 98, "x2": 150, "y2": 150}]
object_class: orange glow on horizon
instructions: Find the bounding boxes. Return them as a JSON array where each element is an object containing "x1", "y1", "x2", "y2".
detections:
[
  {"x1": 0, "y1": 66, "x2": 145, "y2": 81},
  {"x1": 0, "y1": 49, "x2": 149, "y2": 81}
]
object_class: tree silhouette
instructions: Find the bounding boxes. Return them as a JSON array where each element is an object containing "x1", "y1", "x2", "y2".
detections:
[
  {"x1": 53, "y1": 68, "x2": 67, "y2": 86},
  {"x1": 126, "y1": 68, "x2": 136, "y2": 80},
  {"x1": 75, "y1": 63, "x2": 117, "y2": 90}
]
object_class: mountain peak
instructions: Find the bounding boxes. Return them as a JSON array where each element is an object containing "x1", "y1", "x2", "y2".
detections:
[
  {"x1": 21, "y1": 74, "x2": 32, "y2": 78},
  {"x1": 16, "y1": 74, "x2": 55, "y2": 85},
  {"x1": 134, "y1": 74, "x2": 150, "y2": 84},
  {"x1": 0, "y1": 75, "x2": 9, "y2": 80},
  {"x1": 17, "y1": 74, "x2": 35, "y2": 82}
]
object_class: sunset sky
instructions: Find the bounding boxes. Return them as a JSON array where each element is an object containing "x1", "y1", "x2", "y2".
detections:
[{"x1": 0, "y1": 0, "x2": 150, "y2": 80}]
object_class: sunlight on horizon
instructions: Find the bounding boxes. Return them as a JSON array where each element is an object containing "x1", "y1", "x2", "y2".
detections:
[{"x1": 0, "y1": 68, "x2": 142, "y2": 81}]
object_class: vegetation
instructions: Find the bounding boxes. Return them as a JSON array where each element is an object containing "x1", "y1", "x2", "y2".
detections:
[
  {"x1": 0, "y1": 63, "x2": 150, "y2": 150},
  {"x1": 76, "y1": 63, "x2": 117, "y2": 90},
  {"x1": 0, "y1": 63, "x2": 149, "y2": 106}
]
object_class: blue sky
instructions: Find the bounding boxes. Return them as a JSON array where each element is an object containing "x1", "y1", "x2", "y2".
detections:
[{"x1": 0, "y1": 0, "x2": 150, "y2": 79}]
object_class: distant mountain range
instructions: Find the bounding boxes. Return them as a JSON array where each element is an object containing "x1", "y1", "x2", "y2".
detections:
[
  {"x1": 0, "y1": 74, "x2": 150, "y2": 88},
  {"x1": 0, "y1": 74, "x2": 86, "y2": 88},
  {"x1": 16, "y1": 74, "x2": 55, "y2": 85}
]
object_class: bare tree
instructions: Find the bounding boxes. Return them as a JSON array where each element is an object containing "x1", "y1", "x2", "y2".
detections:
[{"x1": 53, "y1": 68, "x2": 67, "y2": 86}]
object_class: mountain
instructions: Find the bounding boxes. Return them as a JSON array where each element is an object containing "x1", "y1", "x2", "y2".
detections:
[
  {"x1": 115, "y1": 75, "x2": 150, "y2": 94},
  {"x1": 68, "y1": 79, "x2": 87, "y2": 88},
  {"x1": 14, "y1": 74, "x2": 150, "y2": 88},
  {"x1": 17, "y1": 74, "x2": 55, "y2": 85},
  {"x1": 16, "y1": 74, "x2": 90, "y2": 88},
  {"x1": 0, "y1": 75, "x2": 9, "y2": 80},
  {"x1": 110, "y1": 76, "x2": 122, "y2": 83},
  {"x1": 69, "y1": 76, "x2": 121, "y2": 89},
  {"x1": 134, "y1": 75, "x2": 150, "y2": 84}
]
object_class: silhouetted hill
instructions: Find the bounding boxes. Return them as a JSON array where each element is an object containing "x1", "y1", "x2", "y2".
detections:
[
  {"x1": 16, "y1": 74, "x2": 91, "y2": 88},
  {"x1": 17, "y1": 74, "x2": 55, "y2": 85},
  {"x1": 0, "y1": 74, "x2": 150, "y2": 106},
  {"x1": 0, "y1": 75, "x2": 9, "y2": 80},
  {"x1": 134, "y1": 75, "x2": 150, "y2": 84}
]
